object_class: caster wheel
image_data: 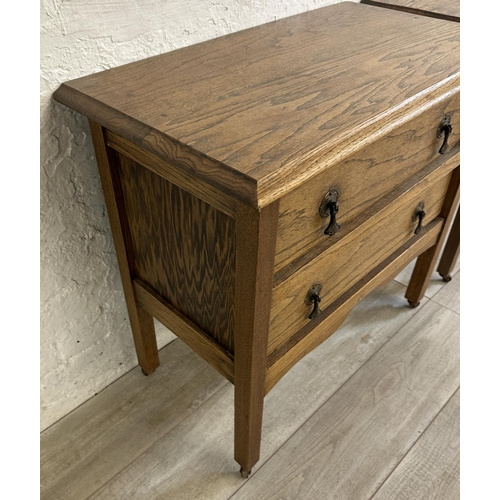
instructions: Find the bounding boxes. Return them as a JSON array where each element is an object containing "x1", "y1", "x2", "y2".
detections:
[
  {"x1": 240, "y1": 467, "x2": 252, "y2": 478},
  {"x1": 407, "y1": 300, "x2": 420, "y2": 309},
  {"x1": 440, "y1": 273, "x2": 452, "y2": 283}
]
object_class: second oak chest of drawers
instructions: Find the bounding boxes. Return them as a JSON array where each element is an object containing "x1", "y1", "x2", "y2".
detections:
[{"x1": 54, "y1": 1, "x2": 460, "y2": 476}]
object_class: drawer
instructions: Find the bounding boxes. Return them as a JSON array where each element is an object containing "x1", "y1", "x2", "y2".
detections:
[
  {"x1": 274, "y1": 90, "x2": 460, "y2": 273},
  {"x1": 268, "y1": 161, "x2": 456, "y2": 354}
]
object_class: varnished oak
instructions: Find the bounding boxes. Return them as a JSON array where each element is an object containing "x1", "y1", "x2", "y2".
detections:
[
  {"x1": 361, "y1": 0, "x2": 459, "y2": 22},
  {"x1": 88, "y1": 121, "x2": 159, "y2": 374},
  {"x1": 234, "y1": 202, "x2": 280, "y2": 474},
  {"x1": 53, "y1": 1, "x2": 460, "y2": 477},
  {"x1": 406, "y1": 167, "x2": 460, "y2": 306},
  {"x1": 53, "y1": 3, "x2": 459, "y2": 208},
  {"x1": 269, "y1": 155, "x2": 454, "y2": 352},
  {"x1": 266, "y1": 218, "x2": 443, "y2": 392},
  {"x1": 134, "y1": 280, "x2": 234, "y2": 383},
  {"x1": 275, "y1": 89, "x2": 459, "y2": 271},
  {"x1": 438, "y1": 206, "x2": 460, "y2": 281}
]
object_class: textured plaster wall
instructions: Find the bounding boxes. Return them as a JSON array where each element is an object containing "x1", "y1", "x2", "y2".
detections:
[{"x1": 40, "y1": 0, "x2": 352, "y2": 431}]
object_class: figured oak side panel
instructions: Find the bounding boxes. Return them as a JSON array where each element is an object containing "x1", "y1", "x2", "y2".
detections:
[{"x1": 117, "y1": 152, "x2": 236, "y2": 353}]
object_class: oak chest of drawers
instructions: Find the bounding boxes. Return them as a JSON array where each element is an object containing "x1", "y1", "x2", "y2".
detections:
[{"x1": 54, "y1": 2, "x2": 460, "y2": 476}]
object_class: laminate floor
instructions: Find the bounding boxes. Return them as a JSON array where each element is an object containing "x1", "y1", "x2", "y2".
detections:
[{"x1": 41, "y1": 260, "x2": 460, "y2": 500}]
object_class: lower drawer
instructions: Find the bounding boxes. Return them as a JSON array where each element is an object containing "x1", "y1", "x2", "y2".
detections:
[{"x1": 268, "y1": 160, "x2": 456, "y2": 354}]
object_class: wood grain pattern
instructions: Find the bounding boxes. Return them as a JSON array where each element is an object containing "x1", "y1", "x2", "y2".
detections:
[
  {"x1": 361, "y1": 0, "x2": 460, "y2": 22},
  {"x1": 234, "y1": 300, "x2": 460, "y2": 500},
  {"x1": 234, "y1": 202, "x2": 280, "y2": 474},
  {"x1": 80, "y1": 280, "x2": 431, "y2": 500},
  {"x1": 134, "y1": 280, "x2": 234, "y2": 383},
  {"x1": 432, "y1": 271, "x2": 460, "y2": 314},
  {"x1": 371, "y1": 389, "x2": 460, "y2": 500},
  {"x1": 88, "y1": 120, "x2": 160, "y2": 374},
  {"x1": 275, "y1": 89, "x2": 459, "y2": 271},
  {"x1": 40, "y1": 340, "x2": 228, "y2": 500},
  {"x1": 406, "y1": 166, "x2": 460, "y2": 306},
  {"x1": 438, "y1": 206, "x2": 460, "y2": 281},
  {"x1": 117, "y1": 153, "x2": 236, "y2": 353},
  {"x1": 106, "y1": 130, "x2": 238, "y2": 218},
  {"x1": 266, "y1": 218, "x2": 443, "y2": 392},
  {"x1": 268, "y1": 159, "x2": 455, "y2": 354},
  {"x1": 53, "y1": 3, "x2": 459, "y2": 207}
]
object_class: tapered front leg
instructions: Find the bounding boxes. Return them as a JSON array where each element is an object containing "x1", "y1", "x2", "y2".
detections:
[
  {"x1": 437, "y1": 206, "x2": 460, "y2": 282},
  {"x1": 89, "y1": 120, "x2": 159, "y2": 375},
  {"x1": 234, "y1": 201, "x2": 280, "y2": 477},
  {"x1": 406, "y1": 167, "x2": 460, "y2": 307}
]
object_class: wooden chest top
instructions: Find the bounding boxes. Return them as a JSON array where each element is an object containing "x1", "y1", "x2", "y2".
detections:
[
  {"x1": 362, "y1": 0, "x2": 459, "y2": 21},
  {"x1": 54, "y1": 2, "x2": 459, "y2": 207}
]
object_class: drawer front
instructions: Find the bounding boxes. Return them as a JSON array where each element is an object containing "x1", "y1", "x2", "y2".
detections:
[
  {"x1": 274, "y1": 90, "x2": 460, "y2": 273},
  {"x1": 268, "y1": 163, "x2": 455, "y2": 354}
]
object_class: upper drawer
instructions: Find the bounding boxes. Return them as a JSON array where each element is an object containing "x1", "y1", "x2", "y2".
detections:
[{"x1": 274, "y1": 90, "x2": 460, "y2": 273}]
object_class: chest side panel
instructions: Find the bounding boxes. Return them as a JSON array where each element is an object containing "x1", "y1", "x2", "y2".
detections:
[{"x1": 117, "y1": 152, "x2": 236, "y2": 353}]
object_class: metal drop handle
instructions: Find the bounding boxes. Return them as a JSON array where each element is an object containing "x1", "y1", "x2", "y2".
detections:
[
  {"x1": 305, "y1": 283, "x2": 323, "y2": 320},
  {"x1": 412, "y1": 202, "x2": 426, "y2": 235},
  {"x1": 319, "y1": 188, "x2": 340, "y2": 236},
  {"x1": 437, "y1": 114, "x2": 453, "y2": 154}
]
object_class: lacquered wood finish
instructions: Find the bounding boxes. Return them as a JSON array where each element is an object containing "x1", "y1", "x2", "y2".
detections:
[
  {"x1": 88, "y1": 121, "x2": 160, "y2": 375},
  {"x1": 269, "y1": 156, "x2": 454, "y2": 353},
  {"x1": 361, "y1": 0, "x2": 459, "y2": 22},
  {"x1": 53, "y1": 3, "x2": 459, "y2": 208},
  {"x1": 275, "y1": 90, "x2": 459, "y2": 272},
  {"x1": 54, "y1": 1, "x2": 460, "y2": 478},
  {"x1": 118, "y1": 153, "x2": 236, "y2": 352},
  {"x1": 438, "y1": 207, "x2": 460, "y2": 281}
]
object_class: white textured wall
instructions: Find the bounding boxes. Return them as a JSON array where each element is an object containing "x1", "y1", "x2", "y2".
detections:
[{"x1": 40, "y1": 0, "x2": 351, "y2": 431}]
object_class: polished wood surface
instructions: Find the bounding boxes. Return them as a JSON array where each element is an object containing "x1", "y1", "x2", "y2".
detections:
[
  {"x1": 54, "y1": 0, "x2": 460, "y2": 478},
  {"x1": 118, "y1": 153, "x2": 236, "y2": 352},
  {"x1": 234, "y1": 202, "x2": 280, "y2": 474},
  {"x1": 269, "y1": 158, "x2": 454, "y2": 353},
  {"x1": 53, "y1": 2, "x2": 459, "y2": 207},
  {"x1": 88, "y1": 121, "x2": 160, "y2": 375},
  {"x1": 361, "y1": 0, "x2": 459, "y2": 22},
  {"x1": 438, "y1": 206, "x2": 460, "y2": 281},
  {"x1": 275, "y1": 89, "x2": 459, "y2": 272},
  {"x1": 266, "y1": 218, "x2": 443, "y2": 392},
  {"x1": 134, "y1": 280, "x2": 235, "y2": 383},
  {"x1": 406, "y1": 167, "x2": 460, "y2": 306}
]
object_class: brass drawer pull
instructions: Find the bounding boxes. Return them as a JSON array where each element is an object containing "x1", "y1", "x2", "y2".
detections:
[
  {"x1": 412, "y1": 202, "x2": 426, "y2": 235},
  {"x1": 437, "y1": 114, "x2": 453, "y2": 154},
  {"x1": 319, "y1": 188, "x2": 340, "y2": 236},
  {"x1": 305, "y1": 283, "x2": 323, "y2": 320}
]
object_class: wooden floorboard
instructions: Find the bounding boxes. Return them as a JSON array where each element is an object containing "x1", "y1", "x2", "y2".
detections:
[
  {"x1": 83, "y1": 281, "x2": 427, "y2": 500},
  {"x1": 371, "y1": 389, "x2": 460, "y2": 500},
  {"x1": 40, "y1": 340, "x2": 228, "y2": 500},
  {"x1": 40, "y1": 276, "x2": 459, "y2": 500},
  {"x1": 432, "y1": 271, "x2": 460, "y2": 314},
  {"x1": 230, "y1": 300, "x2": 459, "y2": 500}
]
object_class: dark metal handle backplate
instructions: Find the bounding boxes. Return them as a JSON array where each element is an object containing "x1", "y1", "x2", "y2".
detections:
[
  {"x1": 305, "y1": 283, "x2": 322, "y2": 320},
  {"x1": 319, "y1": 188, "x2": 340, "y2": 236},
  {"x1": 412, "y1": 202, "x2": 426, "y2": 235},
  {"x1": 437, "y1": 114, "x2": 453, "y2": 154}
]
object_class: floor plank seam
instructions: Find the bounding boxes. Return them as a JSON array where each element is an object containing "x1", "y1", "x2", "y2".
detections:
[
  {"x1": 428, "y1": 297, "x2": 460, "y2": 315},
  {"x1": 83, "y1": 379, "x2": 231, "y2": 500},
  {"x1": 40, "y1": 338, "x2": 184, "y2": 436},
  {"x1": 366, "y1": 385, "x2": 461, "y2": 500},
  {"x1": 226, "y1": 297, "x2": 434, "y2": 499}
]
